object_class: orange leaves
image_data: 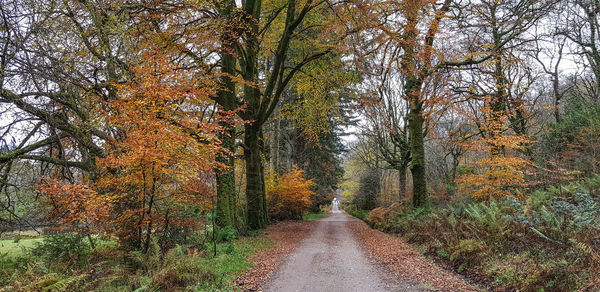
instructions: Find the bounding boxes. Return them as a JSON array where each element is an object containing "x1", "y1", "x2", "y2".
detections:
[
  {"x1": 36, "y1": 50, "x2": 239, "y2": 250},
  {"x1": 94, "y1": 51, "x2": 227, "y2": 243},
  {"x1": 456, "y1": 104, "x2": 532, "y2": 200},
  {"x1": 266, "y1": 167, "x2": 315, "y2": 220},
  {"x1": 350, "y1": 221, "x2": 479, "y2": 291},
  {"x1": 103, "y1": 50, "x2": 224, "y2": 189},
  {"x1": 457, "y1": 155, "x2": 530, "y2": 199},
  {"x1": 37, "y1": 178, "x2": 111, "y2": 233}
]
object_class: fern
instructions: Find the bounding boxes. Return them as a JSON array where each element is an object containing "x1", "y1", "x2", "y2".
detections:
[
  {"x1": 19, "y1": 274, "x2": 60, "y2": 291},
  {"x1": 450, "y1": 239, "x2": 486, "y2": 261},
  {"x1": 584, "y1": 174, "x2": 600, "y2": 191},
  {"x1": 539, "y1": 205, "x2": 562, "y2": 229},
  {"x1": 41, "y1": 274, "x2": 87, "y2": 292},
  {"x1": 79, "y1": 274, "x2": 124, "y2": 292},
  {"x1": 570, "y1": 239, "x2": 600, "y2": 266},
  {"x1": 530, "y1": 227, "x2": 556, "y2": 243}
]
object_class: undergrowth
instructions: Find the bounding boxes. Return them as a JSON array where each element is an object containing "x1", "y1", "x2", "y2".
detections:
[
  {"x1": 363, "y1": 174, "x2": 600, "y2": 291},
  {"x1": 344, "y1": 206, "x2": 370, "y2": 221},
  {"x1": 0, "y1": 230, "x2": 273, "y2": 291}
]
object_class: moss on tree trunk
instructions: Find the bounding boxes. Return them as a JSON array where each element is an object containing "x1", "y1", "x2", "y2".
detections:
[
  {"x1": 407, "y1": 86, "x2": 428, "y2": 209},
  {"x1": 245, "y1": 123, "x2": 268, "y2": 229}
]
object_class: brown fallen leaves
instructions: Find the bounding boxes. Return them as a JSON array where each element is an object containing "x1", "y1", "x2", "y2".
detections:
[
  {"x1": 349, "y1": 220, "x2": 481, "y2": 292},
  {"x1": 235, "y1": 220, "x2": 314, "y2": 291}
]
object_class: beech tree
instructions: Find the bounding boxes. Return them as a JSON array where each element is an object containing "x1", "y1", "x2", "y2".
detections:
[
  {"x1": 38, "y1": 51, "x2": 227, "y2": 252},
  {"x1": 560, "y1": 0, "x2": 600, "y2": 100}
]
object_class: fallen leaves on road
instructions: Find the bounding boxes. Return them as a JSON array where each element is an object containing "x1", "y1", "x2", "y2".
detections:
[
  {"x1": 235, "y1": 220, "x2": 314, "y2": 291},
  {"x1": 349, "y1": 219, "x2": 480, "y2": 292}
]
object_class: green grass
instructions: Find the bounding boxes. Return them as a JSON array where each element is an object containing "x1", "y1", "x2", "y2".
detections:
[
  {"x1": 1, "y1": 233, "x2": 276, "y2": 291},
  {"x1": 205, "y1": 236, "x2": 273, "y2": 276},
  {"x1": 0, "y1": 238, "x2": 43, "y2": 258},
  {"x1": 302, "y1": 212, "x2": 327, "y2": 221},
  {"x1": 194, "y1": 236, "x2": 274, "y2": 290},
  {"x1": 346, "y1": 209, "x2": 370, "y2": 220}
]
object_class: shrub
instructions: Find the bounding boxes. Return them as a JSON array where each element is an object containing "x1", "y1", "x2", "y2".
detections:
[
  {"x1": 353, "y1": 170, "x2": 380, "y2": 210},
  {"x1": 31, "y1": 234, "x2": 91, "y2": 268},
  {"x1": 150, "y1": 257, "x2": 215, "y2": 291},
  {"x1": 539, "y1": 100, "x2": 600, "y2": 176},
  {"x1": 266, "y1": 167, "x2": 314, "y2": 220},
  {"x1": 216, "y1": 226, "x2": 237, "y2": 242},
  {"x1": 365, "y1": 203, "x2": 406, "y2": 231}
]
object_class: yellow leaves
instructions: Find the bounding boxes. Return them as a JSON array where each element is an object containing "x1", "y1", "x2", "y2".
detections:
[{"x1": 281, "y1": 55, "x2": 355, "y2": 142}]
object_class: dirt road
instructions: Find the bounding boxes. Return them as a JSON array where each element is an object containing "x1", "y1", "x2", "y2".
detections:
[{"x1": 262, "y1": 212, "x2": 429, "y2": 292}]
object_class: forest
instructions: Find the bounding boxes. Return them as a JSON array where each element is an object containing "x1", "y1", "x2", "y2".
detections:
[{"x1": 0, "y1": 0, "x2": 599, "y2": 291}]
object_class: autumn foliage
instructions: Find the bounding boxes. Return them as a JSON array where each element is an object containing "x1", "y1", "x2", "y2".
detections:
[
  {"x1": 37, "y1": 52, "x2": 231, "y2": 252},
  {"x1": 456, "y1": 105, "x2": 531, "y2": 199},
  {"x1": 265, "y1": 167, "x2": 314, "y2": 220},
  {"x1": 37, "y1": 179, "x2": 111, "y2": 235}
]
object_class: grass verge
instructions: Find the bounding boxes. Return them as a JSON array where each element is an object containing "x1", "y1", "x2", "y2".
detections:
[
  {"x1": 302, "y1": 212, "x2": 327, "y2": 221},
  {"x1": 345, "y1": 208, "x2": 370, "y2": 220},
  {"x1": 0, "y1": 232, "x2": 275, "y2": 291}
]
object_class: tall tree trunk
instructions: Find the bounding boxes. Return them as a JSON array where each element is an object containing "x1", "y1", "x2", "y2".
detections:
[
  {"x1": 490, "y1": 27, "x2": 507, "y2": 157},
  {"x1": 552, "y1": 71, "x2": 561, "y2": 123},
  {"x1": 216, "y1": 126, "x2": 236, "y2": 227},
  {"x1": 269, "y1": 118, "x2": 280, "y2": 172},
  {"x1": 215, "y1": 0, "x2": 237, "y2": 228},
  {"x1": 245, "y1": 123, "x2": 267, "y2": 229},
  {"x1": 407, "y1": 82, "x2": 427, "y2": 208},
  {"x1": 240, "y1": 0, "x2": 266, "y2": 230},
  {"x1": 400, "y1": 1, "x2": 428, "y2": 209},
  {"x1": 258, "y1": 128, "x2": 269, "y2": 224}
]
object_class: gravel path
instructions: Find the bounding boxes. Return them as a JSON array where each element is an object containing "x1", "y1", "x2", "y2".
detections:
[{"x1": 262, "y1": 212, "x2": 429, "y2": 292}]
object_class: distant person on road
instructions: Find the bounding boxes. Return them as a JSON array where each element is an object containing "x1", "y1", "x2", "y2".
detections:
[{"x1": 332, "y1": 198, "x2": 340, "y2": 213}]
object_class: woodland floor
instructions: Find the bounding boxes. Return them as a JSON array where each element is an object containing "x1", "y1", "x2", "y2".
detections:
[{"x1": 241, "y1": 212, "x2": 481, "y2": 292}]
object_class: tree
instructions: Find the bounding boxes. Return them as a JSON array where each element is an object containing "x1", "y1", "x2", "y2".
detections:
[
  {"x1": 533, "y1": 25, "x2": 568, "y2": 123},
  {"x1": 559, "y1": 0, "x2": 600, "y2": 101},
  {"x1": 38, "y1": 51, "x2": 227, "y2": 253},
  {"x1": 215, "y1": 0, "x2": 242, "y2": 229},
  {"x1": 238, "y1": 0, "x2": 342, "y2": 229},
  {"x1": 455, "y1": 0, "x2": 556, "y2": 140},
  {"x1": 199, "y1": 0, "x2": 352, "y2": 229},
  {"x1": 266, "y1": 53, "x2": 356, "y2": 212},
  {"x1": 355, "y1": 169, "x2": 381, "y2": 210},
  {"x1": 355, "y1": 0, "x2": 457, "y2": 208},
  {"x1": 449, "y1": 0, "x2": 557, "y2": 199},
  {"x1": 456, "y1": 104, "x2": 532, "y2": 199},
  {"x1": 360, "y1": 75, "x2": 411, "y2": 198},
  {"x1": 0, "y1": 0, "x2": 137, "y2": 229}
]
